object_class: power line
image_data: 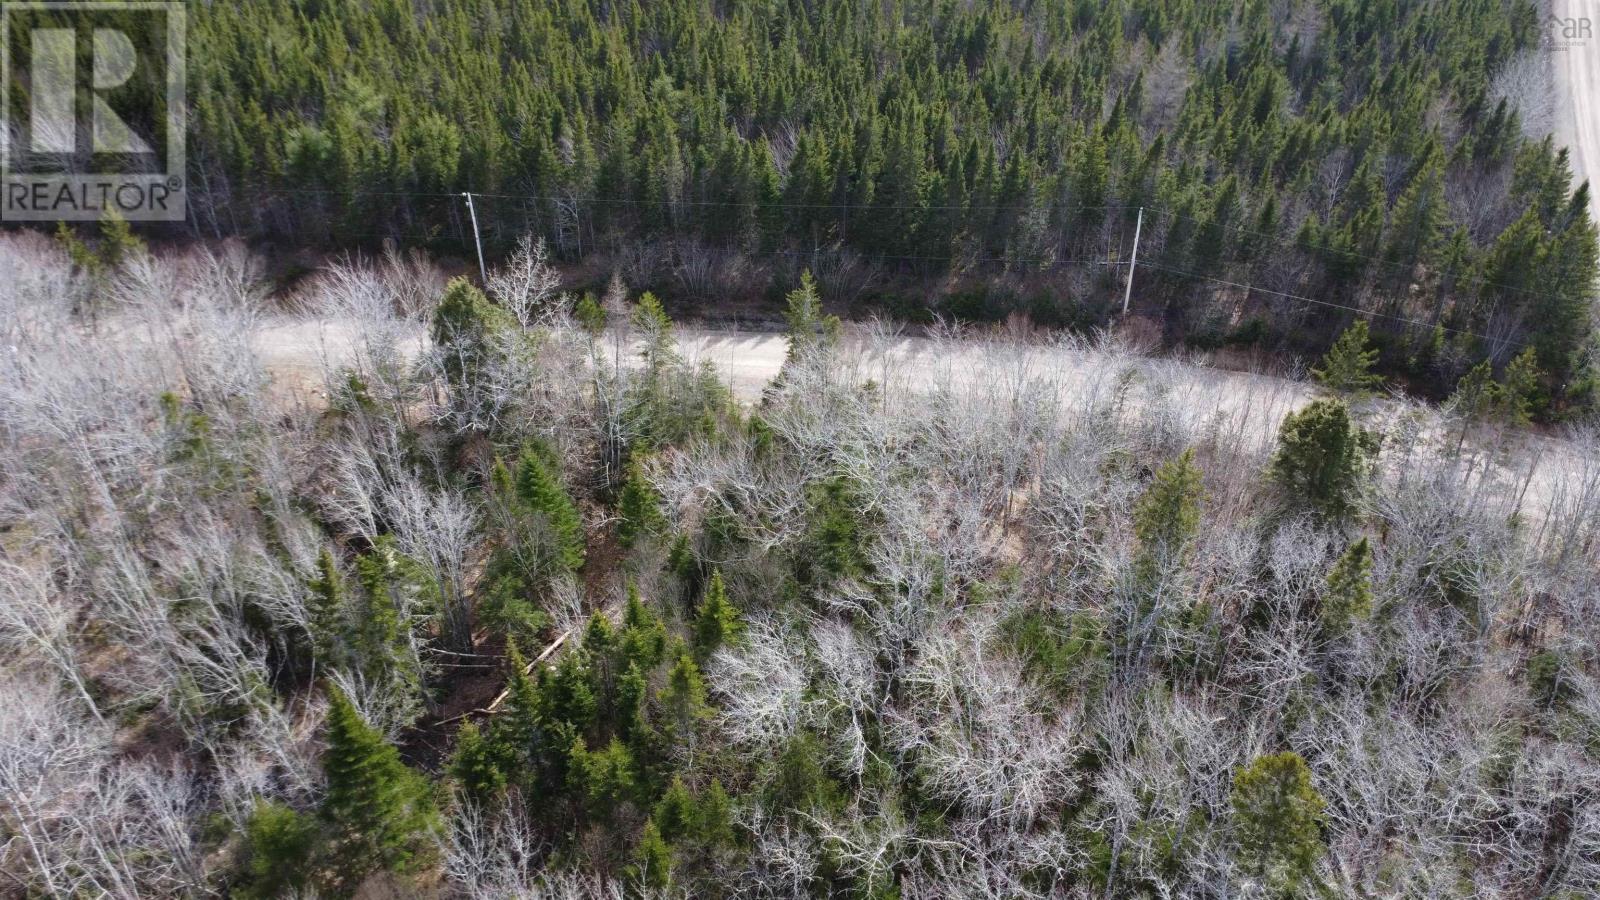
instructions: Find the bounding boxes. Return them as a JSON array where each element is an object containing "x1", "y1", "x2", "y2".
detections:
[
  {"x1": 245, "y1": 185, "x2": 1137, "y2": 214},
  {"x1": 1134, "y1": 259, "x2": 1530, "y2": 352}
]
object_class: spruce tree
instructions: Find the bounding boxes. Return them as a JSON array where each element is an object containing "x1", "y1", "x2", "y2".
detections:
[
  {"x1": 515, "y1": 445, "x2": 585, "y2": 573},
  {"x1": 306, "y1": 548, "x2": 347, "y2": 667},
  {"x1": 1270, "y1": 399, "x2": 1375, "y2": 524},
  {"x1": 1132, "y1": 448, "x2": 1204, "y2": 578},
  {"x1": 1312, "y1": 320, "x2": 1383, "y2": 396},
  {"x1": 242, "y1": 801, "x2": 316, "y2": 899},
  {"x1": 1321, "y1": 537, "x2": 1374, "y2": 634},
  {"x1": 693, "y1": 569, "x2": 743, "y2": 657},
  {"x1": 616, "y1": 458, "x2": 666, "y2": 548},
  {"x1": 448, "y1": 721, "x2": 507, "y2": 805},
  {"x1": 633, "y1": 818, "x2": 673, "y2": 889},
  {"x1": 319, "y1": 688, "x2": 439, "y2": 885},
  {"x1": 1230, "y1": 752, "x2": 1327, "y2": 897},
  {"x1": 1497, "y1": 347, "x2": 1543, "y2": 427}
]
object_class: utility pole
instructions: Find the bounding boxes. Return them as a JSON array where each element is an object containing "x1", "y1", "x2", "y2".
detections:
[
  {"x1": 1122, "y1": 206, "x2": 1143, "y2": 316},
  {"x1": 462, "y1": 192, "x2": 488, "y2": 285}
]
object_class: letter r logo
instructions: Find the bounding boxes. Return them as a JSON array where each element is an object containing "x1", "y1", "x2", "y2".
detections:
[{"x1": 29, "y1": 25, "x2": 152, "y2": 154}]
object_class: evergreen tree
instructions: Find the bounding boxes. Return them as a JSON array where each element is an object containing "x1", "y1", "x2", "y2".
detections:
[
  {"x1": 783, "y1": 270, "x2": 841, "y2": 364},
  {"x1": 1497, "y1": 347, "x2": 1543, "y2": 427},
  {"x1": 306, "y1": 548, "x2": 347, "y2": 666},
  {"x1": 693, "y1": 569, "x2": 743, "y2": 657},
  {"x1": 1449, "y1": 360, "x2": 1500, "y2": 454},
  {"x1": 448, "y1": 721, "x2": 507, "y2": 805},
  {"x1": 515, "y1": 445, "x2": 585, "y2": 573},
  {"x1": 1132, "y1": 448, "x2": 1204, "y2": 578},
  {"x1": 1321, "y1": 537, "x2": 1374, "y2": 634},
  {"x1": 431, "y1": 278, "x2": 513, "y2": 391},
  {"x1": 633, "y1": 818, "x2": 673, "y2": 889},
  {"x1": 242, "y1": 801, "x2": 316, "y2": 899},
  {"x1": 490, "y1": 640, "x2": 541, "y2": 775},
  {"x1": 617, "y1": 458, "x2": 666, "y2": 548},
  {"x1": 1230, "y1": 752, "x2": 1327, "y2": 898},
  {"x1": 1270, "y1": 399, "x2": 1375, "y2": 524},
  {"x1": 1312, "y1": 320, "x2": 1383, "y2": 396},
  {"x1": 319, "y1": 688, "x2": 439, "y2": 885}
]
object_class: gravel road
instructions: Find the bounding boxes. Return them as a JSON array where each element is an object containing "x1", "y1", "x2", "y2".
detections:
[{"x1": 1552, "y1": 0, "x2": 1600, "y2": 221}]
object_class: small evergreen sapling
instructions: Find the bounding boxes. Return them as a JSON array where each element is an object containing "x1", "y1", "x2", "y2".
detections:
[{"x1": 1312, "y1": 320, "x2": 1383, "y2": 396}]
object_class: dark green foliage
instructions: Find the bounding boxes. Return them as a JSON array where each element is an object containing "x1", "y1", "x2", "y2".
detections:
[
  {"x1": 802, "y1": 476, "x2": 871, "y2": 582},
  {"x1": 240, "y1": 801, "x2": 316, "y2": 899},
  {"x1": 1002, "y1": 608, "x2": 1108, "y2": 695},
  {"x1": 616, "y1": 458, "x2": 666, "y2": 548},
  {"x1": 1498, "y1": 348, "x2": 1544, "y2": 427},
  {"x1": 1269, "y1": 399, "x2": 1376, "y2": 524},
  {"x1": 1321, "y1": 538, "x2": 1374, "y2": 635},
  {"x1": 1132, "y1": 449, "x2": 1204, "y2": 579},
  {"x1": 783, "y1": 271, "x2": 841, "y2": 363},
  {"x1": 1527, "y1": 650, "x2": 1569, "y2": 708},
  {"x1": 1313, "y1": 321, "x2": 1383, "y2": 397},
  {"x1": 1230, "y1": 752, "x2": 1327, "y2": 897},
  {"x1": 622, "y1": 583, "x2": 669, "y2": 671},
  {"x1": 319, "y1": 688, "x2": 439, "y2": 886},
  {"x1": 633, "y1": 818, "x2": 673, "y2": 889},
  {"x1": 574, "y1": 292, "x2": 607, "y2": 336},
  {"x1": 515, "y1": 445, "x2": 585, "y2": 573},
  {"x1": 449, "y1": 721, "x2": 506, "y2": 805},
  {"x1": 538, "y1": 651, "x2": 598, "y2": 735},
  {"x1": 479, "y1": 572, "x2": 550, "y2": 650},
  {"x1": 766, "y1": 733, "x2": 844, "y2": 817},
  {"x1": 569, "y1": 736, "x2": 638, "y2": 819},
  {"x1": 693, "y1": 569, "x2": 743, "y2": 658},
  {"x1": 188, "y1": 0, "x2": 1595, "y2": 393},
  {"x1": 306, "y1": 548, "x2": 346, "y2": 666},
  {"x1": 431, "y1": 278, "x2": 513, "y2": 390}
]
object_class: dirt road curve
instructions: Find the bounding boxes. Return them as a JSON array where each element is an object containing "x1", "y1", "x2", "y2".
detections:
[{"x1": 1552, "y1": 0, "x2": 1600, "y2": 221}]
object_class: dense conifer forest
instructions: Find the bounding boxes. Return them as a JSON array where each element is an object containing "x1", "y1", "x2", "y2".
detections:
[
  {"x1": 3, "y1": 2, "x2": 1600, "y2": 898},
  {"x1": 187, "y1": 0, "x2": 1597, "y2": 405}
]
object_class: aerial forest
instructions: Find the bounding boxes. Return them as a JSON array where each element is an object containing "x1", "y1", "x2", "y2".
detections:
[
  {"x1": 1, "y1": 1, "x2": 1599, "y2": 898},
  {"x1": 188, "y1": 0, "x2": 1597, "y2": 405}
]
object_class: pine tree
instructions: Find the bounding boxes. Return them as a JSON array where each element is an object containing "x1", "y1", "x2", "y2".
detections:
[
  {"x1": 1230, "y1": 752, "x2": 1327, "y2": 897},
  {"x1": 693, "y1": 569, "x2": 743, "y2": 657},
  {"x1": 1321, "y1": 537, "x2": 1374, "y2": 634},
  {"x1": 319, "y1": 688, "x2": 439, "y2": 885},
  {"x1": 1132, "y1": 448, "x2": 1204, "y2": 578},
  {"x1": 1270, "y1": 399, "x2": 1375, "y2": 523},
  {"x1": 515, "y1": 445, "x2": 585, "y2": 573},
  {"x1": 1312, "y1": 320, "x2": 1383, "y2": 396}
]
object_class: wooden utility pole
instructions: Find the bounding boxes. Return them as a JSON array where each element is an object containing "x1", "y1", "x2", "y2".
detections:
[
  {"x1": 1122, "y1": 206, "x2": 1143, "y2": 316},
  {"x1": 462, "y1": 192, "x2": 488, "y2": 284}
]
